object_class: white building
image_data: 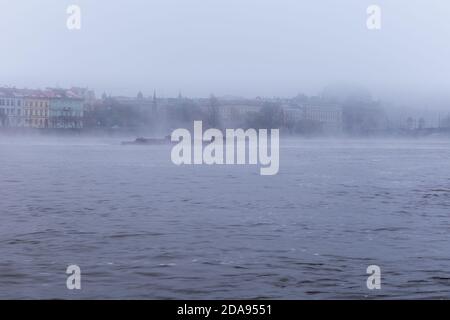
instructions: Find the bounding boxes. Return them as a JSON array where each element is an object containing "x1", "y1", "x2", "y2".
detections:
[
  {"x1": 0, "y1": 88, "x2": 26, "y2": 127},
  {"x1": 218, "y1": 104, "x2": 263, "y2": 122},
  {"x1": 283, "y1": 105, "x2": 343, "y2": 132}
]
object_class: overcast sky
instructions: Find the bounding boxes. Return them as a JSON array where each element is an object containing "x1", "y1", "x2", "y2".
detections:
[{"x1": 0, "y1": 0, "x2": 449, "y2": 100}]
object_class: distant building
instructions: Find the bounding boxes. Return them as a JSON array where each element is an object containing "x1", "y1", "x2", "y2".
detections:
[
  {"x1": 199, "y1": 98, "x2": 264, "y2": 126},
  {"x1": 218, "y1": 104, "x2": 263, "y2": 122},
  {"x1": 283, "y1": 104, "x2": 343, "y2": 132},
  {"x1": 69, "y1": 87, "x2": 96, "y2": 113},
  {"x1": 283, "y1": 107, "x2": 303, "y2": 123},
  {"x1": 0, "y1": 88, "x2": 49, "y2": 128},
  {"x1": 24, "y1": 91, "x2": 50, "y2": 128},
  {"x1": 111, "y1": 92, "x2": 156, "y2": 115},
  {"x1": 302, "y1": 105, "x2": 342, "y2": 131},
  {"x1": 0, "y1": 88, "x2": 25, "y2": 127},
  {"x1": 48, "y1": 89, "x2": 84, "y2": 129},
  {"x1": 0, "y1": 87, "x2": 85, "y2": 129}
]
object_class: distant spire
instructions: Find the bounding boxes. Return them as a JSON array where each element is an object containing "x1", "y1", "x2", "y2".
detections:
[{"x1": 152, "y1": 90, "x2": 157, "y2": 114}]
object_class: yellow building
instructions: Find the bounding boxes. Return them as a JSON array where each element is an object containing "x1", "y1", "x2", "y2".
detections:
[{"x1": 24, "y1": 95, "x2": 50, "y2": 128}]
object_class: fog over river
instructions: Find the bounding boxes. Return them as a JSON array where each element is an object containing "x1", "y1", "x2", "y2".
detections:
[{"x1": 0, "y1": 137, "x2": 449, "y2": 299}]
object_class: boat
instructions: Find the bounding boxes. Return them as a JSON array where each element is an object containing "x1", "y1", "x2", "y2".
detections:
[{"x1": 121, "y1": 136, "x2": 172, "y2": 145}]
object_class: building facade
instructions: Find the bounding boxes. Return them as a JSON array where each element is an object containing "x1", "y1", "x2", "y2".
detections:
[
  {"x1": 283, "y1": 104, "x2": 343, "y2": 132},
  {"x1": 0, "y1": 89, "x2": 26, "y2": 127},
  {"x1": 303, "y1": 105, "x2": 342, "y2": 130},
  {"x1": 0, "y1": 87, "x2": 85, "y2": 129},
  {"x1": 24, "y1": 93, "x2": 50, "y2": 128},
  {"x1": 49, "y1": 92, "x2": 84, "y2": 129}
]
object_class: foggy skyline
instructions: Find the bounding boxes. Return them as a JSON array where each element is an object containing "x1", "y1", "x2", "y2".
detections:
[{"x1": 1, "y1": 0, "x2": 450, "y2": 101}]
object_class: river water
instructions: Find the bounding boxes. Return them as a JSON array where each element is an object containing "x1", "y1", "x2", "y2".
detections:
[{"x1": 0, "y1": 137, "x2": 449, "y2": 299}]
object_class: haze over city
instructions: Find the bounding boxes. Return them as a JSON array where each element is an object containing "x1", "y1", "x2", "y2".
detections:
[
  {"x1": 1, "y1": 0, "x2": 450, "y2": 303},
  {"x1": 1, "y1": 0, "x2": 450, "y2": 105}
]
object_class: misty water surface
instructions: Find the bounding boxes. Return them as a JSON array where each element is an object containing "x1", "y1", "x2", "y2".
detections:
[{"x1": 0, "y1": 137, "x2": 449, "y2": 299}]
